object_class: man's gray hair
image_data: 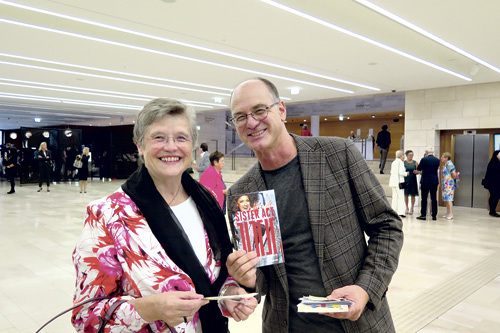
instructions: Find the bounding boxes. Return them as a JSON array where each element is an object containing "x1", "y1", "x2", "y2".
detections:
[
  {"x1": 426, "y1": 146, "x2": 435, "y2": 154},
  {"x1": 133, "y1": 98, "x2": 198, "y2": 148},
  {"x1": 395, "y1": 150, "x2": 404, "y2": 159}
]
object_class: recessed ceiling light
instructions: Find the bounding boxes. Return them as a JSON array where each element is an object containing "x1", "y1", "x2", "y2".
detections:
[
  {"x1": 399, "y1": 114, "x2": 403, "y2": 117},
  {"x1": 290, "y1": 87, "x2": 301, "y2": 95},
  {"x1": 34, "y1": 117, "x2": 41, "y2": 122},
  {"x1": 339, "y1": 114, "x2": 344, "y2": 121},
  {"x1": 371, "y1": 115, "x2": 375, "y2": 118},
  {"x1": 347, "y1": 117, "x2": 350, "y2": 120},
  {"x1": 324, "y1": 118, "x2": 327, "y2": 120}
]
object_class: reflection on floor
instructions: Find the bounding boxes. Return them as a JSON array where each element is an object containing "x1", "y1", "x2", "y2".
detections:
[{"x1": 0, "y1": 180, "x2": 499, "y2": 332}]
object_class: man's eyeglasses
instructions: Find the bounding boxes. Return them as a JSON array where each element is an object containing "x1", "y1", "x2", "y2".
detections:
[
  {"x1": 230, "y1": 101, "x2": 280, "y2": 127},
  {"x1": 145, "y1": 135, "x2": 191, "y2": 147}
]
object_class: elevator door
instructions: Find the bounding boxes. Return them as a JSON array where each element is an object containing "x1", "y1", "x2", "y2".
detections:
[{"x1": 453, "y1": 134, "x2": 489, "y2": 208}]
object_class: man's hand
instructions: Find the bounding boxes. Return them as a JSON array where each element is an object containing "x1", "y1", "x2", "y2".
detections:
[
  {"x1": 226, "y1": 250, "x2": 259, "y2": 289},
  {"x1": 324, "y1": 285, "x2": 369, "y2": 321},
  {"x1": 221, "y1": 285, "x2": 258, "y2": 322}
]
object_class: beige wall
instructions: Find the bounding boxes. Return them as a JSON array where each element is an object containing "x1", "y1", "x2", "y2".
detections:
[
  {"x1": 405, "y1": 82, "x2": 500, "y2": 159},
  {"x1": 286, "y1": 117, "x2": 405, "y2": 159}
]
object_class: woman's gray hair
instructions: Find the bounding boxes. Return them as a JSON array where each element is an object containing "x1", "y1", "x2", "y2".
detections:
[
  {"x1": 395, "y1": 150, "x2": 404, "y2": 159},
  {"x1": 133, "y1": 98, "x2": 198, "y2": 147}
]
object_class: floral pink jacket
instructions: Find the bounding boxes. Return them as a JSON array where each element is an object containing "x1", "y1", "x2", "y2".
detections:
[{"x1": 72, "y1": 188, "x2": 237, "y2": 332}]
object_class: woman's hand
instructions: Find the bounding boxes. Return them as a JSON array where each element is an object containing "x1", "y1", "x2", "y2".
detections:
[
  {"x1": 130, "y1": 290, "x2": 209, "y2": 326},
  {"x1": 221, "y1": 285, "x2": 258, "y2": 322}
]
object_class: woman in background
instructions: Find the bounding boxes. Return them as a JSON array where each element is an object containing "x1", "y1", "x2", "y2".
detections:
[
  {"x1": 199, "y1": 151, "x2": 226, "y2": 211},
  {"x1": 77, "y1": 147, "x2": 90, "y2": 193},
  {"x1": 483, "y1": 150, "x2": 500, "y2": 217},
  {"x1": 441, "y1": 152, "x2": 458, "y2": 220},
  {"x1": 389, "y1": 150, "x2": 409, "y2": 217},
  {"x1": 37, "y1": 142, "x2": 52, "y2": 192},
  {"x1": 404, "y1": 150, "x2": 419, "y2": 215}
]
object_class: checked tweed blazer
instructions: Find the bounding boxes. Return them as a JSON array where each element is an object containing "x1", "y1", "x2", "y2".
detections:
[{"x1": 228, "y1": 134, "x2": 404, "y2": 333}]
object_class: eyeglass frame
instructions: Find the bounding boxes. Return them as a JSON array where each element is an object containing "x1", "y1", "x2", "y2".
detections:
[
  {"x1": 144, "y1": 134, "x2": 192, "y2": 147},
  {"x1": 230, "y1": 101, "x2": 280, "y2": 127}
]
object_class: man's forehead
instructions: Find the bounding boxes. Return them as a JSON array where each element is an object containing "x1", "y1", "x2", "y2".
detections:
[{"x1": 231, "y1": 82, "x2": 272, "y2": 112}]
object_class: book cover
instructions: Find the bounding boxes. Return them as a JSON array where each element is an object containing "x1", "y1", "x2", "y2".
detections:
[{"x1": 227, "y1": 190, "x2": 284, "y2": 267}]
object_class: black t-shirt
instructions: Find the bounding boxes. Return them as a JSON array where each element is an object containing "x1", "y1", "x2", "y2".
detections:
[
  {"x1": 376, "y1": 130, "x2": 391, "y2": 149},
  {"x1": 263, "y1": 156, "x2": 344, "y2": 333}
]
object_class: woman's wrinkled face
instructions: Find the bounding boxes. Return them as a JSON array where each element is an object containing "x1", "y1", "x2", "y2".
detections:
[
  {"x1": 136, "y1": 114, "x2": 193, "y2": 182},
  {"x1": 237, "y1": 195, "x2": 251, "y2": 211}
]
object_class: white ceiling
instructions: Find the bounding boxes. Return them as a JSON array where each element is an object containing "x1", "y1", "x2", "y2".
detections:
[{"x1": 1, "y1": 0, "x2": 499, "y2": 130}]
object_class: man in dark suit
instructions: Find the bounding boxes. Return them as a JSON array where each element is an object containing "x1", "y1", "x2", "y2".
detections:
[
  {"x1": 416, "y1": 147, "x2": 441, "y2": 221},
  {"x1": 226, "y1": 78, "x2": 404, "y2": 333}
]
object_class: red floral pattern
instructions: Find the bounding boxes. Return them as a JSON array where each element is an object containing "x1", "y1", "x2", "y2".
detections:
[{"x1": 72, "y1": 188, "x2": 236, "y2": 332}]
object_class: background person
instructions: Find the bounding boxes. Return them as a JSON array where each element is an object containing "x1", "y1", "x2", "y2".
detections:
[
  {"x1": 483, "y1": 150, "x2": 500, "y2": 217},
  {"x1": 76, "y1": 147, "x2": 90, "y2": 193},
  {"x1": 199, "y1": 151, "x2": 227, "y2": 211},
  {"x1": 37, "y1": 142, "x2": 52, "y2": 192},
  {"x1": 72, "y1": 98, "x2": 256, "y2": 333},
  {"x1": 375, "y1": 124, "x2": 391, "y2": 174},
  {"x1": 194, "y1": 142, "x2": 210, "y2": 176},
  {"x1": 389, "y1": 150, "x2": 409, "y2": 217},
  {"x1": 404, "y1": 150, "x2": 419, "y2": 215},
  {"x1": 416, "y1": 147, "x2": 440, "y2": 221},
  {"x1": 5, "y1": 146, "x2": 18, "y2": 194},
  {"x1": 64, "y1": 146, "x2": 76, "y2": 181},
  {"x1": 300, "y1": 124, "x2": 312, "y2": 136},
  {"x1": 226, "y1": 78, "x2": 403, "y2": 333},
  {"x1": 440, "y1": 152, "x2": 458, "y2": 220}
]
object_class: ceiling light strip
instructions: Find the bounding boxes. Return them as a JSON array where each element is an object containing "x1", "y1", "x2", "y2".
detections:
[
  {"x1": 260, "y1": 0, "x2": 471, "y2": 81},
  {"x1": 355, "y1": 0, "x2": 500, "y2": 74},
  {"x1": 0, "y1": 79, "x2": 227, "y2": 107},
  {"x1": 0, "y1": 19, "x2": 353, "y2": 93},
  {"x1": 0, "y1": 0, "x2": 378, "y2": 90},
  {"x1": 0, "y1": 60, "x2": 231, "y2": 96},
  {"x1": 0, "y1": 92, "x2": 141, "y2": 110}
]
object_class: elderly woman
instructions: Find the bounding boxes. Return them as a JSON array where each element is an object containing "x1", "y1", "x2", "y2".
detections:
[
  {"x1": 441, "y1": 152, "x2": 458, "y2": 220},
  {"x1": 199, "y1": 151, "x2": 226, "y2": 211},
  {"x1": 37, "y1": 142, "x2": 52, "y2": 192},
  {"x1": 404, "y1": 150, "x2": 419, "y2": 215},
  {"x1": 389, "y1": 150, "x2": 409, "y2": 217},
  {"x1": 72, "y1": 98, "x2": 257, "y2": 333}
]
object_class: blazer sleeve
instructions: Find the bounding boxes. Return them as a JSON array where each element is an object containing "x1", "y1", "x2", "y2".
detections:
[
  {"x1": 72, "y1": 203, "x2": 150, "y2": 332},
  {"x1": 338, "y1": 140, "x2": 403, "y2": 310}
]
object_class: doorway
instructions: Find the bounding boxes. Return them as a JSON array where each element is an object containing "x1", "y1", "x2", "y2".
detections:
[{"x1": 453, "y1": 134, "x2": 489, "y2": 208}]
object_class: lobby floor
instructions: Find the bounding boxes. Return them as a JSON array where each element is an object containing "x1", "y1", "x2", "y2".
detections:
[{"x1": 1, "y1": 179, "x2": 499, "y2": 332}]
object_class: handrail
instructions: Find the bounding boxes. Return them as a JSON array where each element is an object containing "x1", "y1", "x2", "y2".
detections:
[{"x1": 228, "y1": 142, "x2": 247, "y2": 170}]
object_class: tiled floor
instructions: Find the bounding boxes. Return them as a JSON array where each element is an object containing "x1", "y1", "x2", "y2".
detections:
[{"x1": 1, "y1": 179, "x2": 499, "y2": 332}]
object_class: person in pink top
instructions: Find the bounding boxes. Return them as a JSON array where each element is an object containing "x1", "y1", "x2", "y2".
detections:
[{"x1": 200, "y1": 151, "x2": 227, "y2": 211}]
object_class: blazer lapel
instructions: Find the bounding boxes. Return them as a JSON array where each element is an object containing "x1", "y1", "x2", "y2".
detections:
[{"x1": 294, "y1": 136, "x2": 326, "y2": 272}]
